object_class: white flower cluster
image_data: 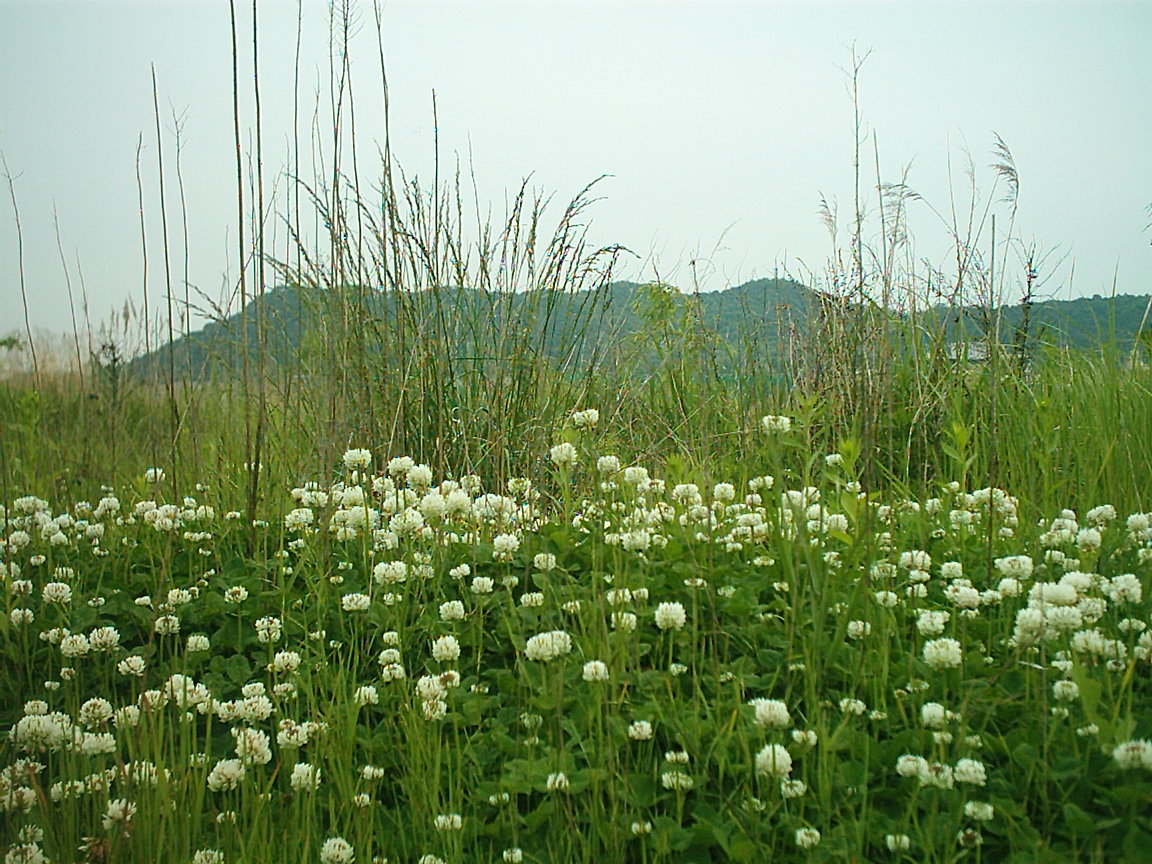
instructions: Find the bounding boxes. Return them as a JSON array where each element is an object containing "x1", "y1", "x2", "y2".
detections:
[{"x1": 524, "y1": 630, "x2": 572, "y2": 662}]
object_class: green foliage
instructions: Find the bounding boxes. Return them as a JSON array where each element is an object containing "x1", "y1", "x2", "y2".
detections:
[{"x1": 2, "y1": 431, "x2": 1150, "y2": 862}]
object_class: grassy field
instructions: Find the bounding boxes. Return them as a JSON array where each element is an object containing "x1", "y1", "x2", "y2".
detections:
[
  {"x1": 2, "y1": 343, "x2": 1151, "y2": 864},
  {"x1": 3, "y1": 7, "x2": 1152, "y2": 862}
]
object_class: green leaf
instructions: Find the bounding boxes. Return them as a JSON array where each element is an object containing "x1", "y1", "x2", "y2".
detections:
[
  {"x1": 1070, "y1": 661, "x2": 1103, "y2": 724},
  {"x1": 1061, "y1": 802, "x2": 1097, "y2": 836}
]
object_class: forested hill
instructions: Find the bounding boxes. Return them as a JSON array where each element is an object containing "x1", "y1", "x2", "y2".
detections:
[
  {"x1": 133, "y1": 279, "x2": 1150, "y2": 377},
  {"x1": 934, "y1": 292, "x2": 1152, "y2": 350}
]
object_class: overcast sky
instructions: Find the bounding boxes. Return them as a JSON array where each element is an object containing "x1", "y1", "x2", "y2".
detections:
[{"x1": 1, "y1": 0, "x2": 1150, "y2": 338}]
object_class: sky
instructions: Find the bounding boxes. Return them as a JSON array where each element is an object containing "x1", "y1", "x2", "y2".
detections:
[{"x1": 1, "y1": 0, "x2": 1150, "y2": 340}]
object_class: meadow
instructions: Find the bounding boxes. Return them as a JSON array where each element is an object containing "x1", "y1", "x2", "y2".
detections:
[
  {"x1": 4, "y1": 7, "x2": 1152, "y2": 862},
  {"x1": 3, "y1": 347, "x2": 1152, "y2": 864}
]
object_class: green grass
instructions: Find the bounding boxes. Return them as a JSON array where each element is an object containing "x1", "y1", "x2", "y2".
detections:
[
  {"x1": 3, "y1": 8, "x2": 1151, "y2": 860},
  {"x1": 1, "y1": 398, "x2": 1151, "y2": 863}
]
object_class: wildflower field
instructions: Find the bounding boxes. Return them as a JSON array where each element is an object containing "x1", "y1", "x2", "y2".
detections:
[
  {"x1": 2, "y1": 399, "x2": 1151, "y2": 864},
  {"x1": 4, "y1": 6, "x2": 1152, "y2": 861}
]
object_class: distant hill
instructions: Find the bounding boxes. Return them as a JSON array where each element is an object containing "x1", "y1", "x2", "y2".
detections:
[
  {"x1": 933, "y1": 293, "x2": 1152, "y2": 351},
  {"x1": 132, "y1": 280, "x2": 1150, "y2": 379}
]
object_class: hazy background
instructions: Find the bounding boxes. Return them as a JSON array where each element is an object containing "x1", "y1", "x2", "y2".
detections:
[{"x1": 1, "y1": 0, "x2": 1150, "y2": 340}]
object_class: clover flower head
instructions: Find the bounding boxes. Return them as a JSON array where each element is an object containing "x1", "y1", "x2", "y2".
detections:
[{"x1": 655, "y1": 602, "x2": 687, "y2": 631}]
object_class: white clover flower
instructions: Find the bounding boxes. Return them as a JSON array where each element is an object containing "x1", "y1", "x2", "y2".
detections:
[
  {"x1": 319, "y1": 836, "x2": 355, "y2": 864},
  {"x1": 41, "y1": 581, "x2": 73, "y2": 604},
  {"x1": 373, "y1": 561, "x2": 408, "y2": 584},
  {"x1": 1126, "y1": 512, "x2": 1152, "y2": 541},
  {"x1": 900, "y1": 550, "x2": 932, "y2": 571},
  {"x1": 791, "y1": 729, "x2": 818, "y2": 747},
  {"x1": 525, "y1": 630, "x2": 572, "y2": 662},
  {"x1": 839, "y1": 697, "x2": 867, "y2": 715},
  {"x1": 748, "y1": 698, "x2": 791, "y2": 728},
  {"x1": 611, "y1": 611, "x2": 638, "y2": 631},
  {"x1": 622, "y1": 465, "x2": 650, "y2": 487},
  {"x1": 954, "y1": 758, "x2": 987, "y2": 785},
  {"x1": 108, "y1": 708, "x2": 140, "y2": 734},
  {"x1": 284, "y1": 507, "x2": 315, "y2": 532},
  {"x1": 571, "y1": 408, "x2": 600, "y2": 428},
  {"x1": 469, "y1": 576, "x2": 495, "y2": 594},
  {"x1": 79, "y1": 698, "x2": 114, "y2": 728},
  {"x1": 795, "y1": 827, "x2": 821, "y2": 849},
  {"x1": 388, "y1": 508, "x2": 424, "y2": 536},
  {"x1": 387, "y1": 456, "x2": 415, "y2": 478},
  {"x1": 628, "y1": 720, "x2": 653, "y2": 740},
  {"x1": 654, "y1": 601, "x2": 687, "y2": 631},
  {"x1": 896, "y1": 754, "x2": 927, "y2": 778},
  {"x1": 549, "y1": 442, "x2": 578, "y2": 466},
  {"x1": 502, "y1": 849, "x2": 524, "y2": 863},
  {"x1": 846, "y1": 620, "x2": 871, "y2": 639},
  {"x1": 957, "y1": 829, "x2": 984, "y2": 848},
  {"x1": 117, "y1": 655, "x2": 146, "y2": 677},
  {"x1": 520, "y1": 592, "x2": 545, "y2": 608},
  {"x1": 825, "y1": 513, "x2": 849, "y2": 533},
  {"x1": 144, "y1": 467, "x2": 165, "y2": 483},
  {"x1": 940, "y1": 561, "x2": 964, "y2": 580},
  {"x1": 1112, "y1": 739, "x2": 1152, "y2": 770},
  {"x1": 290, "y1": 762, "x2": 322, "y2": 792},
  {"x1": 439, "y1": 600, "x2": 465, "y2": 622},
  {"x1": 207, "y1": 758, "x2": 246, "y2": 792},
  {"x1": 102, "y1": 797, "x2": 137, "y2": 830},
  {"x1": 59, "y1": 633, "x2": 91, "y2": 657},
  {"x1": 596, "y1": 455, "x2": 620, "y2": 474},
  {"x1": 582, "y1": 660, "x2": 610, "y2": 682},
  {"x1": 946, "y1": 582, "x2": 982, "y2": 609},
  {"x1": 340, "y1": 593, "x2": 370, "y2": 612},
  {"x1": 80, "y1": 731, "x2": 115, "y2": 756},
  {"x1": 1102, "y1": 573, "x2": 1142, "y2": 605},
  {"x1": 533, "y1": 552, "x2": 557, "y2": 571},
  {"x1": 965, "y1": 800, "x2": 995, "y2": 821},
  {"x1": 661, "y1": 771, "x2": 694, "y2": 791},
  {"x1": 885, "y1": 834, "x2": 911, "y2": 851},
  {"x1": 923, "y1": 638, "x2": 963, "y2": 670},
  {"x1": 546, "y1": 771, "x2": 569, "y2": 791},
  {"x1": 224, "y1": 586, "x2": 249, "y2": 604},
  {"x1": 354, "y1": 685, "x2": 379, "y2": 707},
  {"x1": 407, "y1": 464, "x2": 434, "y2": 490},
  {"x1": 1076, "y1": 527, "x2": 1102, "y2": 552},
  {"x1": 191, "y1": 851, "x2": 224, "y2": 864},
  {"x1": 88, "y1": 626, "x2": 120, "y2": 652},
  {"x1": 755, "y1": 744, "x2": 792, "y2": 777},
  {"x1": 10, "y1": 608, "x2": 34, "y2": 626},
  {"x1": 919, "y1": 761, "x2": 955, "y2": 789},
  {"x1": 492, "y1": 533, "x2": 521, "y2": 560},
  {"x1": 155, "y1": 617, "x2": 184, "y2": 635},
  {"x1": 431, "y1": 635, "x2": 461, "y2": 663},
  {"x1": 433, "y1": 813, "x2": 463, "y2": 831},
  {"x1": 920, "y1": 702, "x2": 949, "y2": 729},
  {"x1": 1052, "y1": 680, "x2": 1080, "y2": 702},
  {"x1": 232, "y1": 727, "x2": 272, "y2": 766},
  {"x1": 761, "y1": 415, "x2": 792, "y2": 433},
  {"x1": 916, "y1": 609, "x2": 950, "y2": 637},
  {"x1": 780, "y1": 778, "x2": 807, "y2": 798},
  {"x1": 995, "y1": 555, "x2": 1034, "y2": 579},
  {"x1": 255, "y1": 616, "x2": 281, "y2": 643}
]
